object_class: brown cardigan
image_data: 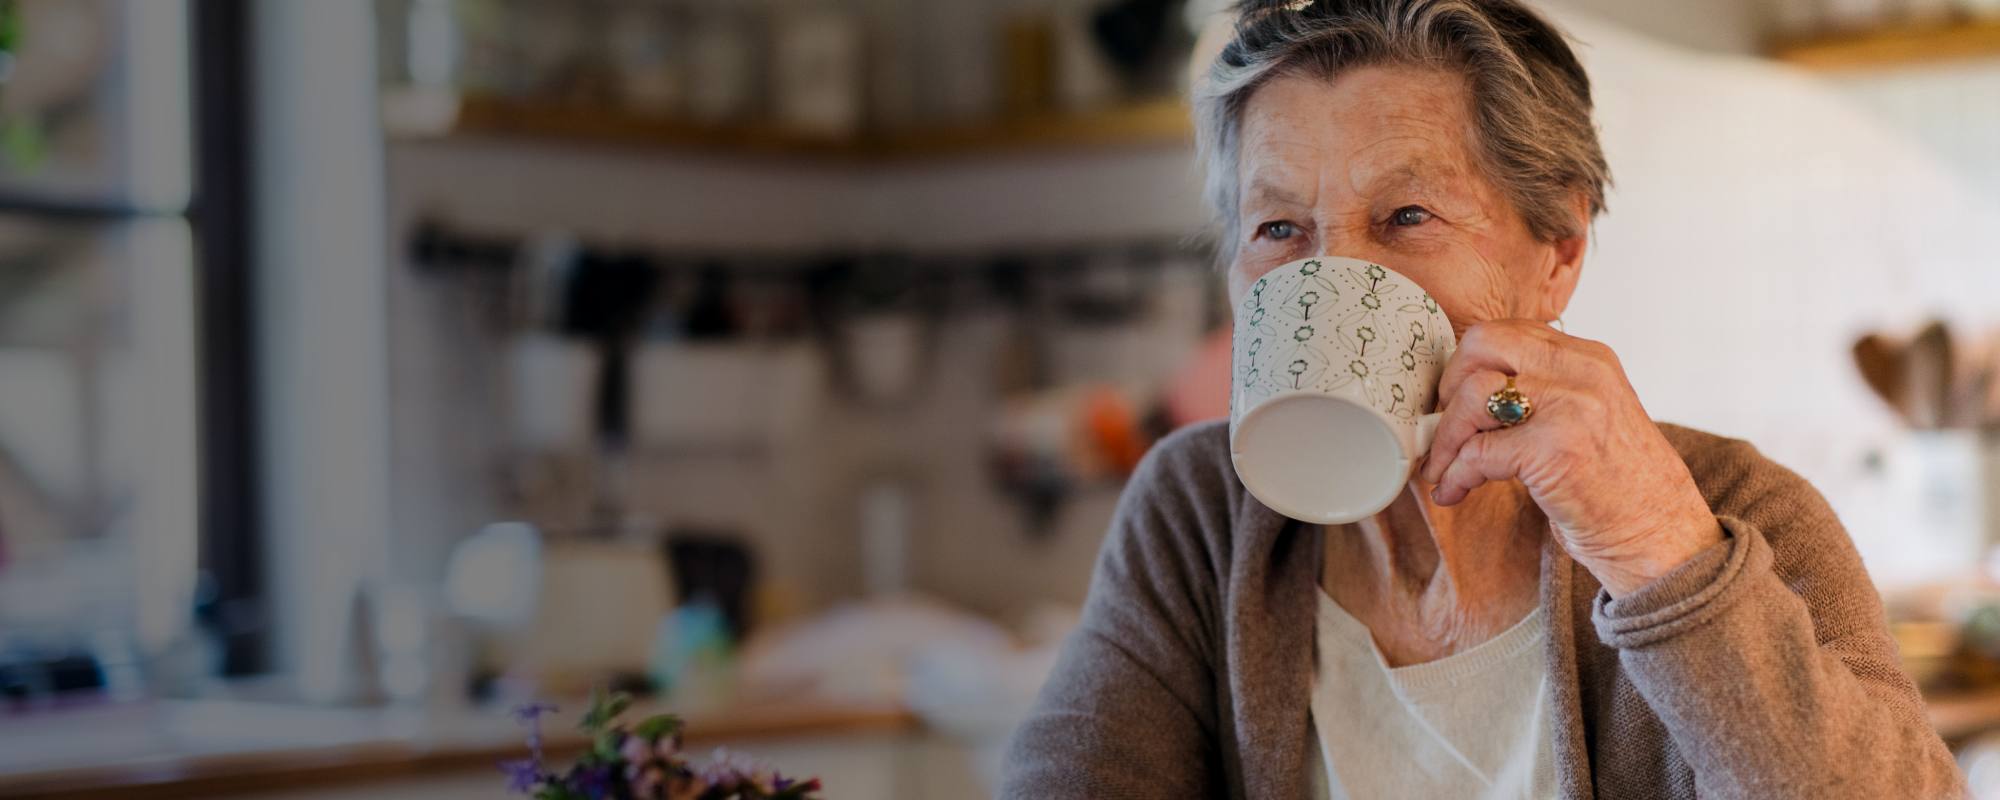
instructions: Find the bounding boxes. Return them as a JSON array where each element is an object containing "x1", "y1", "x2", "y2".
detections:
[{"x1": 999, "y1": 419, "x2": 1964, "y2": 799}]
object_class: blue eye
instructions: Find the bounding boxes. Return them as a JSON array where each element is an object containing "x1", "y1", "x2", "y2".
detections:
[
  {"x1": 1390, "y1": 206, "x2": 1433, "y2": 227},
  {"x1": 1258, "y1": 221, "x2": 1299, "y2": 240}
]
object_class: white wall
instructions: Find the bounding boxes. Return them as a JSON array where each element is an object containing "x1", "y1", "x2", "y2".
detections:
[
  {"x1": 1835, "y1": 61, "x2": 2000, "y2": 243},
  {"x1": 1550, "y1": 13, "x2": 2000, "y2": 586}
]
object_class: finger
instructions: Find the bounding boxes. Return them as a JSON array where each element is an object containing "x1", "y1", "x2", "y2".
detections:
[
  {"x1": 1421, "y1": 368, "x2": 1529, "y2": 485},
  {"x1": 1431, "y1": 426, "x2": 1532, "y2": 506},
  {"x1": 1435, "y1": 320, "x2": 1563, "y2": 407}
]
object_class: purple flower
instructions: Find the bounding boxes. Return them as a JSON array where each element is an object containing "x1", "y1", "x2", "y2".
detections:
[
  {"x1": 621, "y1": 735, "x2": 652, "y2": 765},
  {"x1": 513, "y1": 702, "x2": 559, "y2": 762},
  {"x1": 775, "y1": 775, "x2": 824, "y2": 795},
  {"x1": 626, "y1": 760, "x2": 672, "y2": 797},
  {"x1": 698, "y1": 747, "x2": 779, "y2": 791},
  {"x1": 571, "y1": 765, "x2": 613, "y2": 799},
  {"x1": 496, "y1": 693, "x2": 824, "y2": 799},
  {"x1": 499, "y1": 758, "x2": 540, "y2": 794},
  {"x1": 621, "y1": 730, "x2": 681, "y2": 767},
  {"x1": 513, "y1": 701, "x2": 560, "y2": 723}
]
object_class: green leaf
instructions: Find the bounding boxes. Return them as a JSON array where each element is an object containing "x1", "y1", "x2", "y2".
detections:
[
  {"x1": 578, "y1": 687, "x2": 633, "y2": 735},
  {"x1": 633, "y1": 713, "x2": 683, "y2": 742},
  {"x1": 590, "y1": 730, "x2": 623, "y2": 763}
]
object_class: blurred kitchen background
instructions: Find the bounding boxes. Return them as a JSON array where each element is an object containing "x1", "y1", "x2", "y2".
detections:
[{"x1": 3, "y1": 0, "x2": 2000, "y2": 797}]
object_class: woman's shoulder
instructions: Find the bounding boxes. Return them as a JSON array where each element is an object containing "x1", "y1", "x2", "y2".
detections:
[
  {"x1": 1123, "y1": 419, "x2": 1252, "y2": 525},
  {"x1": 1653, "y1": 421, "x2": 1844, "y2": 545},
  {"x1": 1105, "y1": 418, "x2": 1245, "y2": 560},
  {"x1": 1136, "y1": 418, "x2": 1236, "y2": 490}
]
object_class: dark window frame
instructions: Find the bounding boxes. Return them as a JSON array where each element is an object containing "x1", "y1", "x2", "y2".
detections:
[
  {"x1": 190, "y1": 0, "x2": 264, "y2": 675},
  {"x1": 0, "y1": 0, "x2": 264, "y2": 679}
]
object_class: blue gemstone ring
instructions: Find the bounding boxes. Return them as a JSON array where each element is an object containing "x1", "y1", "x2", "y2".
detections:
[{"x1": 1486, "y1": 375, "x2": 1534, "y2": 428}]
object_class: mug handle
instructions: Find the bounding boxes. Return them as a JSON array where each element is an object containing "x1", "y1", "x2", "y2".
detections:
[{"x1": 1415, "y1": 412, "x2": 1444, "y2": 457}]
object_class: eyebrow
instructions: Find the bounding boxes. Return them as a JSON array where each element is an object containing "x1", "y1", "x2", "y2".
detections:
[
  {"x1": 1246, "y1": 160, "x2": 1472, "y2": 211},
  {"x1": 1244, "y1": 176, "x2": 1309, "y2": 208},
  {"x1": 1367, "y1": 162, "x2": 1447, "y2": 195}
]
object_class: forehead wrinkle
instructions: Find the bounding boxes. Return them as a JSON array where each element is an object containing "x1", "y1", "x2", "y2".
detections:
[
  {"x1": 1232, "y1": 138, "x2": 1328, "y2": 211},
  {"x1": 1335, "y1": 71, "x2": 1480, "y2": 192},
  {"x1": 1342, "y1": 125, "x2": 1472, "y2": 193},
  {"x1": 1238, "y1": 130, "x2": 1323, "y2": 209},
  {"x1": 1351, "y1": 161, "x2": 1466, "y2": 204},
  {"x1": 1241, "y1": 69, "x2": 1485, "y2": 215}
]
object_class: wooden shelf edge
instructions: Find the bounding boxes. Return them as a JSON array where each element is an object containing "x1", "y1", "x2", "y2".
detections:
[
  {"x1": 0, "y1": 699, "x2": 919, "y2": 799},
  {"x1": 876, "y1": 100, "x2": 1194, "y2": 158},
  {"x1": 1928, "y1": 686, "x2": 2000, "y2": 741},
  {"x1": 1770, "y1": 17, "x2": 2000, "y2": 71},
  {"x1": 386, "y1": 92, "x2": 1193, "y2": 160}
]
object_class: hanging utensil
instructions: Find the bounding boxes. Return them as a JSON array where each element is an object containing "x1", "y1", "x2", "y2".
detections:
[
  {"x1": 1952, "y1": 332, "x2": 1996, "y2": 430},
  {"x1": 811, "y1": 254, "x2": 945, "y2": 413},
  {"x1": 1854, "y1": 332, "x2": 1910, "y2": 425},
  {"x1": 1908, "y1": 320, "x2": 1953, "y2": 430},
  {"x1": 559, "y1": 248, "x2": 659, "y2": 530},
  {"x1": 1985, "y1": 328, "x2": 2000, "y2": 431},
  {"x1": 985, "y1": 255, "x2": 1049, "y2": 395}
]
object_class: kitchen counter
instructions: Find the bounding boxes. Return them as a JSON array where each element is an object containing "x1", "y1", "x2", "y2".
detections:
[
  {"x1": 0, "y1": 695, "x2": 918, "y2": 799},
  {"x1": 14, "y1": 684, "x2": 1998, "y2": 798}
]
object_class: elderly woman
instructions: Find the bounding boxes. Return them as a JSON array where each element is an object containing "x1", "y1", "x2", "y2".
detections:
[{"x1": 1000, "y1": 1, "x2": 1963, "y2": 798}]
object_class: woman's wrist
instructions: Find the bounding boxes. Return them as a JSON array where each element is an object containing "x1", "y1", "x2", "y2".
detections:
[{"x1": 1582, "y1": 515, "x2": 1727, "y2": 599}]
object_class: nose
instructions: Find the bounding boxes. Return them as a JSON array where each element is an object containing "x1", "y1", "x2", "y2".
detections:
[{"x1": 1310, "y1": 226, "x2": 1401, "y2": 267}]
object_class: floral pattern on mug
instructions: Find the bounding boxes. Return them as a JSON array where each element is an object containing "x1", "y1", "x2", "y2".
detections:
[
  {"x1": 1231, "y1": 258, "x2": 1454, "y2": 425},
  {"x1": 1284, "y1": 347, "x2": 1331, "y2": 390}
]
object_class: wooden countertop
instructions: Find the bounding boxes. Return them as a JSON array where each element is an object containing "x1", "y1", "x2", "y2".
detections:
[
  {"x1": 0, "y1": 696, "x2": 918, "y2": 799},
  {"x1": 13, "y1": 684, "x2": 2000, "y2": 798}
]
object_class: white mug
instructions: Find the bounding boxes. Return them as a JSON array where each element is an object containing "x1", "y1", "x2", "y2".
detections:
[{"x1": 1229, "y1": 257, "x2": 1458, "y2": 525}]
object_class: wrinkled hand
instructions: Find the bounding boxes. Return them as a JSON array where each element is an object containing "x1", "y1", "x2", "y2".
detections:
[{"x1": 1418, "y1": 320, "x2": 1724, "y2": 597}]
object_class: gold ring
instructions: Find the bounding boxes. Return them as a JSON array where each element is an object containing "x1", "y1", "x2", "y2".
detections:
[{"x1": 1486, "y1": 375, "x2": 1533, "y2": 427}]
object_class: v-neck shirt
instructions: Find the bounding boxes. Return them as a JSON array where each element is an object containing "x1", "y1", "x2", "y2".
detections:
[{"x1": 1306, "y1": 588, "x2": 1557, "y2": 800}]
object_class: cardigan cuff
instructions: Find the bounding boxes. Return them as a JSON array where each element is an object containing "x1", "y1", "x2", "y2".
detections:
[{"x1": 1590, "y1": 515, "x2": 1774, "y2": 649}]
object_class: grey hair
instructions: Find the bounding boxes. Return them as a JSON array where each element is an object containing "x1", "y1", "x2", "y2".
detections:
[{"x1": 1193, "y1": 0, "x2": 1611, "y2": 267}]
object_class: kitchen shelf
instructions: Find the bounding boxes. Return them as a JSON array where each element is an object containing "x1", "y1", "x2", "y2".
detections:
[
  {"x1": 384, "y1": 91, "x2": 1194, "y2": 160},
  {"x1": 1770, "y1": 17, "x2": 2000, "y2": 70},
  {"x1": 1929, "y1": 685, "x2": 2000, "y2": 741}
]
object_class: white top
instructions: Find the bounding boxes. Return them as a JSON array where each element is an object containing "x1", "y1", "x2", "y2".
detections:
[{"x1": 1307, "y1": 588, "x2": 1557, "y2": 800}]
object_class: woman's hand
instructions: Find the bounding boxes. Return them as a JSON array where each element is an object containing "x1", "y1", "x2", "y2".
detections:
[{"x1": 1418, "y1": 319, "x2": 1724, "y2": 597}]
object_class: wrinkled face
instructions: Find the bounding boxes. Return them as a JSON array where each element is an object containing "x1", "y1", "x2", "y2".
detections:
[{"x1": 1227, "y1": 65, "x2": 1585, "y2": 337}]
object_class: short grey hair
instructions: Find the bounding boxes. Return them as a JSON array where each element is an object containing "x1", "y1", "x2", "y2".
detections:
[{"x1": 1194, "y1": 0, "x2": 1611, "y2": 266}]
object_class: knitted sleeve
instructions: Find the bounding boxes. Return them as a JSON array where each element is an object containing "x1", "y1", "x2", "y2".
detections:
[{"x1": 1592, "y1": 433, "x2": 1964, "y2": 799}]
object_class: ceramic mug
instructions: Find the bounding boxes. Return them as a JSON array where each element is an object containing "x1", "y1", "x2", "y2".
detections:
[{"x1": 1229, "y1": 256, "x2": 1458, "y2": 524}]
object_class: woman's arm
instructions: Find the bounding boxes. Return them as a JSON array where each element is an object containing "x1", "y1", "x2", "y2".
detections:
[
  {"x1": 997, "y1": 438, "x2": 1226, "y2": 798},
  {"x1": 1416, "y1": 319, "x2": 1960, "y2": 795},
  {"x1": 1590, "y1": 445, "x2": 1963, "y2": 799}
]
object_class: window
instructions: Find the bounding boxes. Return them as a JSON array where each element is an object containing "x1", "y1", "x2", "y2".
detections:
[{"x1": 0, "y1": 0, "x2": 213, "y2": 704}]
